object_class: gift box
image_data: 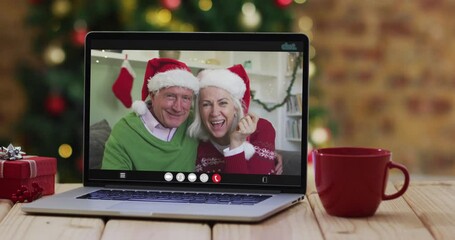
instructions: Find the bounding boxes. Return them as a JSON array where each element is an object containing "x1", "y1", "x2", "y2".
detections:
[{"x1": 0, "y1": 156, "x2": 57, "y2": 201}]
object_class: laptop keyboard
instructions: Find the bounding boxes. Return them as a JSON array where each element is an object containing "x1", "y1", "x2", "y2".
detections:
[{"x1": 77, "y1": 190, "x2": 272, "y2": 205}]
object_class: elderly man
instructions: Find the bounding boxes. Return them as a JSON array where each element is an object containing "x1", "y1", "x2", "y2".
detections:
[{"x1": 102, "y1": 58, "x2": 200, "y2": 171}]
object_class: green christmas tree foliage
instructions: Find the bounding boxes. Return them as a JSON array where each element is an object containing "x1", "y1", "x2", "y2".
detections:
[{"x1": 16, "y1": 0, "x2": 300, "y2": 182}]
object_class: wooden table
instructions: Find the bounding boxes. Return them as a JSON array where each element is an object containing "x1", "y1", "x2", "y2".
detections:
[{"x1": 1, "y1": 179, "x2": 454, "y2": 240}]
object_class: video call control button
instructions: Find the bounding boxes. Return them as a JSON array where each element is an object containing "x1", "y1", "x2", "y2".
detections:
[
  {"x1": 212, "y1": 173, "x2": 221, "y2": 184},
  {"x1": 176, "y1": 173, "x2": 185, "y2": 182},
  {"x1": 199, "y1": 173, "x2": 209, "y2": 183},
  {"x1": 164, "y1": 172, "x2": 173, "y2": 182},
  {"x1": 188, "y1": 173, "x2": 197, "y2": 182}
]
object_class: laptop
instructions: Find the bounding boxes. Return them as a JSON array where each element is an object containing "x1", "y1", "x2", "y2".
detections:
[{"x1": 22, "y1": 32, "x2": 309, "y2": 222}]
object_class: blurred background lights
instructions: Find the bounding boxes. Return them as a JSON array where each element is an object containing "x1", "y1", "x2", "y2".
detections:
[
  {"x1": 242, "y1": 2, "x2": 256, "y2": 15},
  {"x1": 52, "y1": 0, "x2": 71, "y2": 18},
  {"x1": 298, "y1": 16, "x2": 313, "y2": 31},
  {"x1": 294, "y1": 0, "x2": 307, "y2": 4},
  {"x1": 121, "y1": 0, "x2": 137, "y2": 12},
  {"x1": 199, "y1": 0, "x2": 212, "y2": 11},
  {"x1": 240, "y1": 2, "x2": 262, "y2": 30},
  {"x1": 309, "y1": 61, "x2": 316, "y2": 78},
  {"x1": 157, "y1": 9, "x2": 172, "y2": 25},
  {"x1": 58, "y1": 144, "x2": 73, "y2": 159},
  {"x1": 311, "y1": 127, "x2": 330, "y2": 145},
  {"x1": 276, "y1": 0, "x2": 293, "y2": 7},
  {"x1": 162, "y1": 0, "x2": 181, "y2": 10},
  {"x1": 309, "y1": 45, "x2": 316, "y2": 59},
  {"x1": 43, "y1": 44, "x2": 66, "y2": 66},
  {"x1": 146, "y1": 8, "x2": 172, "y2": 27}
]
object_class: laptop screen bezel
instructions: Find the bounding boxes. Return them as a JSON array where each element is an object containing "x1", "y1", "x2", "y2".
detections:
[{"x1": 83, "y1": 32, "x2": 308, "y2": 194}]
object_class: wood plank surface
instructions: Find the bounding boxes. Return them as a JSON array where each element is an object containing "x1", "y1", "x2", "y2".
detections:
[
  {"x1": 0, "y1": 199, "x2": 13, "y2": 222},
  {"x1": 213, "y1": 199, "x2": 323, "y2": 240},
  {"x1": 308, "y1": 182, "x2": 434, "y2": 240},
  {"x1": 2, "y1": 180, "x2": 454, "y2": 240},
  {"x1": 101, "y1": 220, "x2": 211, "y2": 240},
  {"x1": 397, "y1": 181, "x2": 455, "y2": 240},
  {"x1": 0, "y1": 183, "x2": 81, "y2": 224},
  {"x1": 0, "y1": 203, "x2": 104, "y2": 240},
  {"x1": 0, "y1": 183, "x2": 105, "y2": 240}
]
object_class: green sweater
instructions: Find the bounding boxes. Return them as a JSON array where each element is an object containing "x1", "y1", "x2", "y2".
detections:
[{"x1": 101, "y1": 112, "x2": 198, "y2": 171}]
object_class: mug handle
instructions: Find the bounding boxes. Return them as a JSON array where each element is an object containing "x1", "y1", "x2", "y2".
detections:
[{"x1": 382, "y1": 161, "x2": 410, "y2": 200}]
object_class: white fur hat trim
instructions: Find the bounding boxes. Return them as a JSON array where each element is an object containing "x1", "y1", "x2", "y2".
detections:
[
  {"x1": 132, "y1": 100, "x2": 148, "y2": 116},
  {"x1": 148, "y1": 69, "x2": 199, "y2": 94},
  {"x1": 197, "y1": 69, "x2": 246, "y2": 99}
]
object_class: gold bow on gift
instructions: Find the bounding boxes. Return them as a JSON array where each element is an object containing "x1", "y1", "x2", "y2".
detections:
[{"x1": 0, "y1": 144, "x2": 26, "y2": 161}]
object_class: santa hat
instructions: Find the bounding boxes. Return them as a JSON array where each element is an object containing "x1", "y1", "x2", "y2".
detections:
[
  {"x1": 197, "y1": 64, "x2": 251, "y2": 112},
  {"x1": 132, "y1": 58, "x2": 199, "y2": 116}
]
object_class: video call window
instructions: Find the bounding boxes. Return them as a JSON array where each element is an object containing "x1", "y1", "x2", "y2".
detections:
[{"x1": 88, "y1": 49, "x2": 304, "y2": 183}]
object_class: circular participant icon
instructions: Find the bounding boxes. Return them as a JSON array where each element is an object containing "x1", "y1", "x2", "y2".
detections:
[
  {"x1": 164, "y1": 172, "x2": 173, "y2": 182},
  {"x1": 188, "y1": 173, "x2": 197, "y2": 182},
  {"x1": 199, "y1": 173, "x2": 209, "y2": 183},
  {"x1": 176, "y1": 173, "x2": 185, "y2": 182}
]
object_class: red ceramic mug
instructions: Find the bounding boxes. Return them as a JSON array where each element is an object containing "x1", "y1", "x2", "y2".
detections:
[{"x1": 312, "y1": 147, "x2": 410, "y2": 217}]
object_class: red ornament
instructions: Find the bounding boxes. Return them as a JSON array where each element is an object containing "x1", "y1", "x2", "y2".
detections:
[
  {"x1": 160, "y1": 0, "x2": 181, "y2": 10},
  {"x1": 72, "y1": 28, "x2": 88, "y2": 47},
  {"x1": 307, "y1": 151, "x2": 313, "y2": 165},
  {"x1": 275, "y1": 0, "x2": 293, "y2": 8},
  {"x1": 45, "y1": 94, "x2": 66, "y2": 116},
  {"x1": 11, "y1": 182, "x2": 44, "y2": 203}
]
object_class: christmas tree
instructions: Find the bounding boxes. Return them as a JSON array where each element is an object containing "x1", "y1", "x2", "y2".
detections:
[{"x1": 16, "y1": 0, "x2": 305, "y2": 182}]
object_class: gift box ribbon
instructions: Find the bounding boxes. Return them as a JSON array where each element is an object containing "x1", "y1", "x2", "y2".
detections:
[{"x1": 0, "y1": 156, "x2": 38, "y2": 179}]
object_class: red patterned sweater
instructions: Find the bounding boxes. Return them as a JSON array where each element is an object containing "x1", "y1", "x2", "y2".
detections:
[{"x1": 195, "y1": 118, "x2": 276, "y2": 175}]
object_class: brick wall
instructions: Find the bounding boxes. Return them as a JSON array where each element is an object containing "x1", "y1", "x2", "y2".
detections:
[
  {"x1": 301, "y1": 0, "x2": 455, "y2": 175},
  {"x1": 0, "y1": 1, "x2": 28, "y2": 139}
]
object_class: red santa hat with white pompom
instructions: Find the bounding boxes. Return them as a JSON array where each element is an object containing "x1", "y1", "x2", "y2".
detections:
[
  {"x1": 132, "y1": 58, "x2": 199, "y2": 116},
  {"x1": 196, "y1": 64, "x2": 255, "y2": 159},
  {"x1": 196, "y1": 64, "x2": 251, "y2": 113}
]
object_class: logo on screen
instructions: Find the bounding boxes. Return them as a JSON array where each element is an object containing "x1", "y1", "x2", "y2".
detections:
[{"x1": 281, "y1": 42, "x2": 297, "y2": 51}]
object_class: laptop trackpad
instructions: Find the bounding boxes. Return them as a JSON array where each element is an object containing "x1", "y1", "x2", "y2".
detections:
[{"x1": 108, "y1": 202, "x2": 184, "y2": 214}]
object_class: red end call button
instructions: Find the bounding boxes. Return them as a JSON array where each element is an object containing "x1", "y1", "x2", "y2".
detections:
[{"x1": 212, "y1": 173, "x2": 221, "y2": 183}]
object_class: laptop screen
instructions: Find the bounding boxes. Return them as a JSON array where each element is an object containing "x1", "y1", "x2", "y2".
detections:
[{"x1": 84, "y1": 32, "x2": 308, "y2": 193}]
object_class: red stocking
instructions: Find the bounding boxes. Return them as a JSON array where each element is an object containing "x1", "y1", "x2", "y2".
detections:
[{"x1": 112, "y1": 58, "x2": 135, "y2": 108}]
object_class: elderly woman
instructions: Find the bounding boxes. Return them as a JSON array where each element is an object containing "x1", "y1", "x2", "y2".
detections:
[{"x1": 188, "y1": 65, "x2": 276, "y2": 175}]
